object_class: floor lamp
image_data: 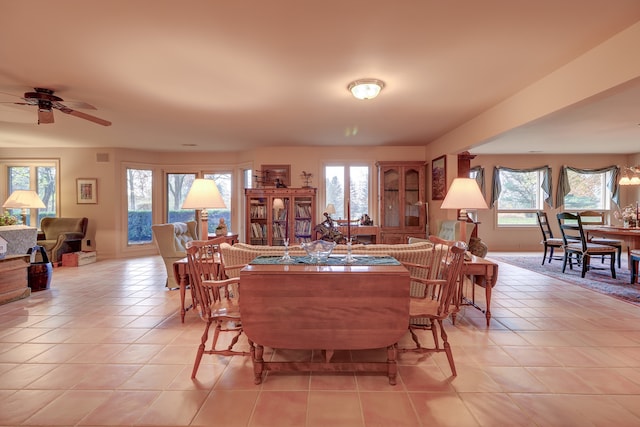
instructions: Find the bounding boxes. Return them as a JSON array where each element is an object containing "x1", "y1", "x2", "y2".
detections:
[
  {"x1": 181, "y1": 179, "x2": 226, "y2": 239},
  {"x1": 2, "y1": 190, "x2": 46, "y2": 226},
  {"x1": 440, "y1": 178, "x2": 488, "y2": 245}
]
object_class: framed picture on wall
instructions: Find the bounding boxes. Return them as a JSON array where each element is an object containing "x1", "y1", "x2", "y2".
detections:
[
  {"x1": 261, "y1": 164, "x2": 291, "y2": 187},
  {"x1": 77, "y1": 178, "x2": 98, "y2": 204},
  {"x1": 431, "y1": 156, "x2": 446, "y2": 200}
]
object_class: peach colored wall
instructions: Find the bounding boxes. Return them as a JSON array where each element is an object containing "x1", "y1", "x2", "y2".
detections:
[{"x1": 3, "y1": 146, "x2": 640, "y2": 257}]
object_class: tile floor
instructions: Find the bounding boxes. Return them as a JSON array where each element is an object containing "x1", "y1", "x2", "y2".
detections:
[{"x1": 1, "y1": 254, "x2": 640, "y2": 426}]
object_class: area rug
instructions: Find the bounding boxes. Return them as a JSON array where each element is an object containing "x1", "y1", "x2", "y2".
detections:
[{"x1": 489, "y1": 254, "x2": 640, "y2": 306}]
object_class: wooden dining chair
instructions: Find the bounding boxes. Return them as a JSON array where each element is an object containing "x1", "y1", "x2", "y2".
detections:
[
  {"x1": 186, "y1": 239, "x2": 249, "y2": 379},
  {"x1": 399, "y1": 239, "x2": 467, "y2": 376},
  {"x1": 556, "y1": 212, "x2": 616, "y2": 279},
  {"x1": 578, "y1": 210, "x2": 623, "y2": 268},
  {"x1": 536, "y1": 211, "x2": 564, "y2": 265}
]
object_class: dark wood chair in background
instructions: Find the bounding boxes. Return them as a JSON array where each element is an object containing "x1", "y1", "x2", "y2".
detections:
[
  {"x1": 557, "y1": 212, "x2": 616, "y2": 279},
  {"x1": 536, "y1": 211, "x2": 564, "y2": 265},
  {"x1": 579, "y1": 210, "x2": 623, "y2": 268}
]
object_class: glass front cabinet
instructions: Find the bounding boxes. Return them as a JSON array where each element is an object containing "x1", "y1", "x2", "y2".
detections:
[
  {"x1": 377, "y1": 161, "x2": 427, "y2": 244},
  {"x1": 245, "y1": 188, "x2": 316, "y2": 246}
]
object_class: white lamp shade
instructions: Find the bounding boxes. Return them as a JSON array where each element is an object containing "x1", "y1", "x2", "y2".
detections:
[
  {"x1": 273, "y1": 198, "x2": 285, "y2": 210},
  {"x1": 3, "y1": 190, "x2": 46, "y2": 209},
  {"x1": 181, "y1": 179, "x2": 226, "y2": 210},
  {"x1": 325, "y1": 203, "x2": 336, "y2": 215},
  {"x1": 440, "y1": 178, "x2": 488, "y2": 210}
]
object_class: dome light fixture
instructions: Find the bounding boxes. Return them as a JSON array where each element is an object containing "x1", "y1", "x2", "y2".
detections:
[{"x1": 348, "y1": 79, "x2": 385, "y2": 100}]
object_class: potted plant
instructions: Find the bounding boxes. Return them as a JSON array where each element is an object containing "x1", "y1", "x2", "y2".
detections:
[{"x1": 0, "y1": 213, "x2": 17, "y2": 226}]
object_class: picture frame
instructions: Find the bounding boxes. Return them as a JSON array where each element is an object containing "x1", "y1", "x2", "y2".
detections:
[
  {"x1": 431, "y1": 156, "x2": 447, "y2": 200},
  {"x1": 261, "y1": 164, "x2": 291, "y2": 187},
  {"x1": 77, "y1": 178, "x2": 98, "y2": 204}
]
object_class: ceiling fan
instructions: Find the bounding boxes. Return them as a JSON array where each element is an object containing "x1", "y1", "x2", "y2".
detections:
[{"x1": 11, "y1": 87, "x2": 111, "y2": 126}]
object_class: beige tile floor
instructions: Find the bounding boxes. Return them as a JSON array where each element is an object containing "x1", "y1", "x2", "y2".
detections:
[{"x1": 1, "y1": 254, "x2": 640, "y2": 426}]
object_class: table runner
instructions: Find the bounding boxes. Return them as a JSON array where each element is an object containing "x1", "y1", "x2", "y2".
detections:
[{"x1": 250, "y1": 254, "x2": 401, "y2": 266}]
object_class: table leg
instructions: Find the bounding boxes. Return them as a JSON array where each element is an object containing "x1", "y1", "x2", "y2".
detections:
[{"x1": 484, "y1": 271, "x2": 493, "y2": 327}]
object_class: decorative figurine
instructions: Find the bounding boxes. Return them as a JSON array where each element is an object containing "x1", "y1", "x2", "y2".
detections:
[
  {"x1": 360, "y1": 213, "x2": 373, "y2": 226},
  {"x1": 300, "y1": 171, "x2": 313, "y2": 188},
  {"x1": 275, "y1": 178, "x2": 287, "y2": 188},
  {"x1": 215, "y1": 218, "x2": 228, "y2": 236}
]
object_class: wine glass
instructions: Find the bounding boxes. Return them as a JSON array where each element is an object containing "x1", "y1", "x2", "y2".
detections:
[{"x1": 281, "y1": 238, "x2": 292, "y2": 263}]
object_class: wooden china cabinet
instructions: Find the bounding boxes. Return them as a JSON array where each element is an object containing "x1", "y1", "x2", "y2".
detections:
[
  {"x1": 245, "y1": 188, "x2": 316, "y2": 246},
  {"x1": 377, "y1": 161, "x2": 427, "y2": 244}
]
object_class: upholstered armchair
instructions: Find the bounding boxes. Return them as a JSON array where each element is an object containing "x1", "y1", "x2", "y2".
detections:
[
  {"x1": 37, "y1": 217, "x2": 88, "y2": 266},
  {"x1": 151, "y1": 221, "x2": 198, "y2": 288}
]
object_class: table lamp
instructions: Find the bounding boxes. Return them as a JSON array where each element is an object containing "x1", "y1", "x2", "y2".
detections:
[
  {"x1": 440, "y1": 178, "x2": 488, "y2": 244},
  {"x1": 2, "y1": 190, "x2": 46, "y2": 226},
  {"x1": 181, "y1": 179, "x2": 226, "y2": 239},
  {"x1": 325, "y1": 203, "x2": 336, "y2": 220}
]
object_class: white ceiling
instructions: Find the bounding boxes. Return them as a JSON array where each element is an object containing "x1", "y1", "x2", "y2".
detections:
[{"x1": 1, "y1": 1, "x2": 640, "y2": 154}]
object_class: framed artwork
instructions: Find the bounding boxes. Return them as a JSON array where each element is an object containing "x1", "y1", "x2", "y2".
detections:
[
  {"x1": 77, "y1": 178, "x2": 98, "y2": 204},
  {"x1": 261, "y1": 164, "x2": 291, "y2": 187},
  {"x1": 431, "y1": 156, "x2": 447, "y2": 200}
]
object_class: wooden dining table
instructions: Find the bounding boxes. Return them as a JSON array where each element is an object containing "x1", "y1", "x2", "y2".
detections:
[
  {"x1": 239, "y1": 255, "x2": 410, "y2": 385},
  {"x1": 584, "y1": 225, "x2": 640, "y2": 269}
]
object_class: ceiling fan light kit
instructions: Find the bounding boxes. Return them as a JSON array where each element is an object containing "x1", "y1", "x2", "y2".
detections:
[{"x1": 348, "y1": 79, "x2": 385, "y2": 100}]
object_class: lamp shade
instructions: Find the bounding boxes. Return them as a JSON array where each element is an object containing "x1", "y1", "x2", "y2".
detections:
[
  {"x1": 441, "y1": 178, "x2": 488, "y2": 210},
  {"x1": 181, "y1": 179, "x2": 226, "y2": 210},
  {"x1": 3, "y1": 190, "x2": 46, "y2": 209},
  {"x1": 325, "y1": 203, "x2": 336, "y2": 215},
  {"x1": 273, "y1": 198, "x2": 285, "y2": 210}
]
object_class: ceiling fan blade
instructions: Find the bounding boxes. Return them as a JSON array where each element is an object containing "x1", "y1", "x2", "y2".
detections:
[
  {"x1": 38, "y1": 109, "x2": 54, "y2": 124},
  {"x1": 54, "y1": 103, "x2": 112, "y2": 126}
]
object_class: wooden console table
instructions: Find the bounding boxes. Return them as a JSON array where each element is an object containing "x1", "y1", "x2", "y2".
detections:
[
  {"x1": 240, "y1": 257, "x2": 409, "y2": 385},
  {"x1": 0, "y1": 255, "x2": 30, "y2": 305}
]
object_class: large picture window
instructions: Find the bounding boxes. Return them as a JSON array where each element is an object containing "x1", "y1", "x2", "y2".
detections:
[
  {"x1": 324, "y1": 164, "x2": 370, "y2": 220},
  {"x1": 126, "y1": 167, "x2": 153, "y2": 245},
  {"x1": 556, "y1": 166, "x2": 619, "y2": 210},
  {"x1": 491, "y1": 166, "x2": 551, "y2": 226},
  {"x1": 3, "y1": 160, "x2": 58, "y2": 227}
]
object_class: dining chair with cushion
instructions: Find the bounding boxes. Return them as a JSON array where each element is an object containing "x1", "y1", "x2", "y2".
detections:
[
  {"x1": 186, "y1": 239, "x2": 249, "y2": 379},
  {"x1": 536, "y1": 211, "x2": 564, "y2": 265},
  {"x1": 399, "y1": 238, "x2": 467, "y2": 376},
  {"x1": 578, "y1": 210, "x2": 623, "y2": 268},
  {"x1": 556, "y1": 212, "x2": 616, "y2": 279}
]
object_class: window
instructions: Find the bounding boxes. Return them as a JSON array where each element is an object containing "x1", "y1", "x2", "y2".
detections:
[
  {"x1": 166, "y1": 172, "x2": 233, "y2": 235},
  {"x1": 126, "y1": 168, "x2": 153, "y2": 245},
  {"x1": 492, "y1": 166, "x2": 551, "y2": 226},
  {"x1": 203, "y1": 172, "x2": 232, "y2": 232},
  {"x1": 166, "y1": 173, "x2": 197, "y2": 224},
  {"x1": 561, "y1": 168, "x2": 615, "y2": 210},
  {"x1": 3, "y1": 160, "x2": 58, "y2": 227},
  {"x1": 325, "y1": 165, "x2": 370, "y2": 220}
]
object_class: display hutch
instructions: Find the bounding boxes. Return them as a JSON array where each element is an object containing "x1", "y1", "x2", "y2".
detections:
[
  {"x1": 377, "y1": 161, "x2": 427, "y2": 244},
  {"x1": 245, "y1": 188, "x2": 316, "y2": 246}
]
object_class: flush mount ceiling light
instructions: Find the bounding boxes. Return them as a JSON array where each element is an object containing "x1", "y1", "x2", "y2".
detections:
[{"x1": 347, "y1": 79, "x2": 385, "y2": 100}]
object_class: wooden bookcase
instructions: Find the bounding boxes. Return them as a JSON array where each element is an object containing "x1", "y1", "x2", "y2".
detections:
[
  {"x1": 377, "y1": 161, "x2": 427, "y2": 244},
  {"x1": 245, "y1": 188, "x2": 317, "y2": 246}
]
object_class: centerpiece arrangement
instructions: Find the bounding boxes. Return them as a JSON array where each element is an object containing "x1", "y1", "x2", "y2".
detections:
[{"x1": 620, "y1": 204, "x2": 639, "y2": 228}]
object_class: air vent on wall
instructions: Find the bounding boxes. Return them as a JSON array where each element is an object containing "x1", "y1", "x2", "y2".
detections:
[{"x1": 96, "y1": 152, "x2": 110, "y2": 163}]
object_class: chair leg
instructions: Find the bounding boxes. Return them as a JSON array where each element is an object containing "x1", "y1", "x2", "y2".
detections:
[
  {"x1": 191, "y1": 319, "x2": 213, "y2": 379},
  {"x1": 562, "y1": 253, "x2": 568, "y2": 273},
  {"x1": 610, "y1": 253, "x2": 616, "y2": 279},
  {"x1": 617, "y1": 246, "x2": 622, "y2": 269},
  {"x1": 581, "y1": 255, "x2": 589, "y2": 278},
  {"x1": 542, "y1": 244, "x2": 549, "y2": 265},
  {"x1": 437, "y1": 319, "x2": 456, "y2": 376},
  {"x1": 632, "y1": 258, "x2": 639, "y2": 284}
]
